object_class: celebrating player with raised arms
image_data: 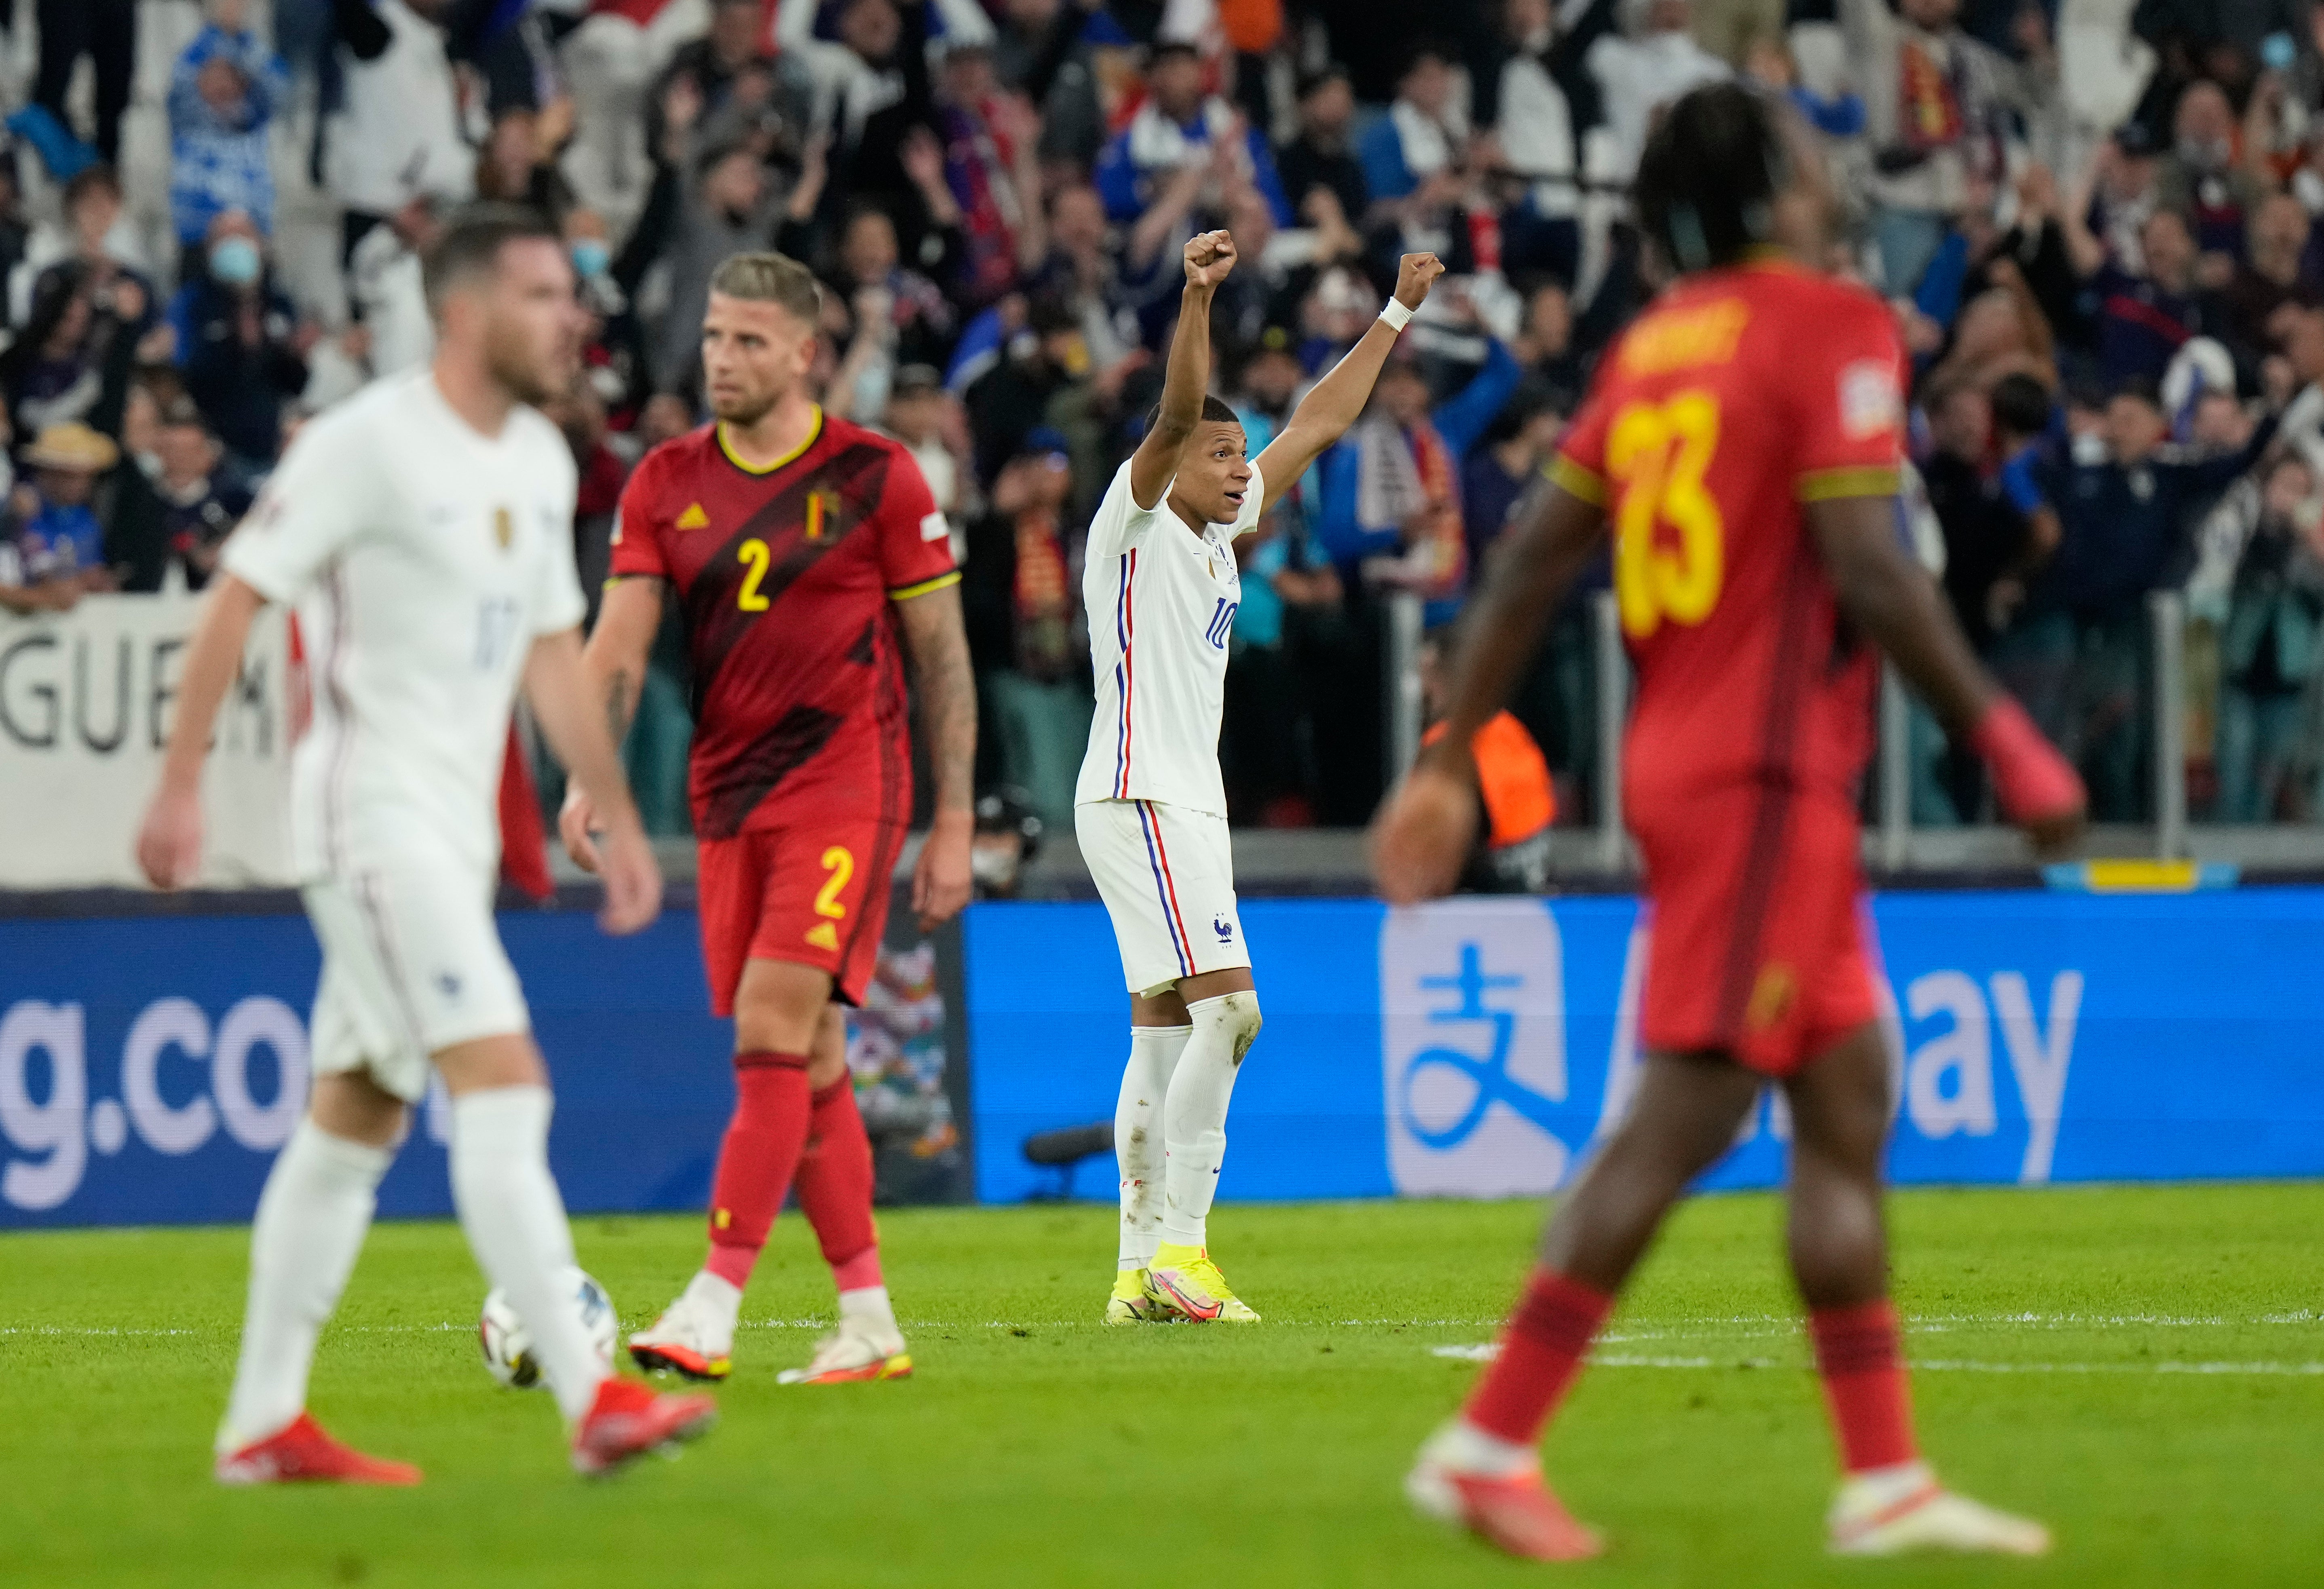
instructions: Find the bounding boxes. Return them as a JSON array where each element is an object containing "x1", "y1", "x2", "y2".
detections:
[
  {"x1": 1087, "y1": 231, "x2": 1444, "y2": 1325},
  {"x1": 1373, "y1": 85, "x2": 2086, "y2": 1561},
  {"x1": 137, "y1": 204, "x2": 714, "y2": 1482},
  {"x1": 565, "y1": 251, "x2": 976, "y2": 1386}
]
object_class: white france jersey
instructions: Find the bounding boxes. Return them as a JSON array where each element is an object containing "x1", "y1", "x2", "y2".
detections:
[
  {"x1": 1075, "y1": 457, "x2": 1264, "y2": 817},
  {"x1": 223, "y1": 370, "x2": 586, "y2": 881}
]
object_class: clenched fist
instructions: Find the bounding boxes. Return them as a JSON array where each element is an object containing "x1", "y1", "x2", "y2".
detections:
[
  {"x1": 1184, "y1": 229, "x2": 1238, "y2": 290},
  {"x1": 1394, "y1": 253, "x2": 1447, "y2": 312}
]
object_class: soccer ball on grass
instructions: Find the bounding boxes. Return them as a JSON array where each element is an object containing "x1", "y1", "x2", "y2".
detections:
[{"x1": 478, "y1": 1267, "x2": 619, "y2": 1389}]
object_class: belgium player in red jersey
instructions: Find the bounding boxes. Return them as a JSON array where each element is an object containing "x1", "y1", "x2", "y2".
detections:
[
  {"x1": 563, "y1": 252, "x2": 975, "y2": 1386},
  {"x1": 1374, "y1": 86, "x2": 2085, "y2": 1562}
]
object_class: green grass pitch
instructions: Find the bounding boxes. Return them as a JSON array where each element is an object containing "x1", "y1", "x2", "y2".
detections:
[{"x1": 3, "y1": 1184, "x2": 2320, "y2": 1588}]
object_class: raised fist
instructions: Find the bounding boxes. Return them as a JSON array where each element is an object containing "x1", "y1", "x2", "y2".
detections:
[
  {"x1": 1184, "y1": 228, "x2": 1238, "y2": 290},
  {"x1": 1393, "y1": 253, "x2": 1447, "y2": 312}
]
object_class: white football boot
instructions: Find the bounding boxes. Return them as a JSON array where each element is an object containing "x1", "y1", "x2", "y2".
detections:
[
  {"x1": 777, "y1": 1312, "x2": 913, "y2": 1385},
  {"x1": 627, "y1": 1271, "x2": 740, "y2": 1382},
  {"x1": 1828, "y1": 1463, "x2": 2052, "y2": 1556}
]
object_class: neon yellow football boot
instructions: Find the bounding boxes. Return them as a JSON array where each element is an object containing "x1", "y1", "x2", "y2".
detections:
[
  {"x1": 1105, "y1": 1268, "x2": 1173, "y2": 1323},
  {"x1": 1147, "y1": 1243, "x2": 1260, "y2": 1322}
]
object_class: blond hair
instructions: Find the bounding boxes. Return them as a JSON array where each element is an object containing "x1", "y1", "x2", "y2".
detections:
[{"x1": 708, "y1": 251, "x2": 822, "y2": 323}]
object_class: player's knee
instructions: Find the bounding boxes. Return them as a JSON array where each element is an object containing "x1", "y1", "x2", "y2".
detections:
[{"x1": 1197, "y1": 989, "x2": 1262, "y2": 1065}]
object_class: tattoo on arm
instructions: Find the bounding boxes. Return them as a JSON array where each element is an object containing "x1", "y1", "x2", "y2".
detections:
[
  {"x1": 604, "y1": 667, "x2": 637, "y2": 749},
  {"x1": 902, "y1": 591, "x2": 977, "y2": 815}
]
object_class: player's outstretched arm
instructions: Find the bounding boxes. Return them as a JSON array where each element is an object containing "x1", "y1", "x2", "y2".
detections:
[
  {"x1": 135, "y1": 574, "x2": 267, "y2": 889},
  {"x1": 1254, "y1": 253, "x2": 1446, "y2": 499},
  {"x1": 526, "y1": 627, "x2": 665, "y2": 935},
  {"x1": 1128, "y1": 229, "x2": 1236, "y2": 511},
  {"x1": 559, "y1": 575, "x2": 663, "y2": 874},
  {"x1": 1370, "y1": 479, "x2": 1607, "y2": 904},
  {"x1": 1806, "y1": 493, "x2": 2085, "y2": 853},
  {"x1": 895, "y1": 580, "x2": 977, "y2": 929}
]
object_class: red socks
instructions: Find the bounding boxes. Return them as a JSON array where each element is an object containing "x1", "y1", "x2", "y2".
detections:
[
  {"x1": 1810, "y1": 1300, "x2": 1920, "y2": 1472},
  {"x1": 703, "y1": 1052, "x2": 813, "y2": 1289},
  {"x1": 1464, "y1": 1269, "x2": 1614, "y2": 1446},
  {"x1": 794, "y1": 1075, "x2": 882, "y2": 1291}
]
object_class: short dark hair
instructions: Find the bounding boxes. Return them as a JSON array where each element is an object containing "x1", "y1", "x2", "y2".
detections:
[
  {"x1": 421, "y1": 202, "x2": 561, "y2": 313},
  {"x1": 1150, "y1": 39, "x2": 1202, "y2": 66},
  {"x1": 1989, "y1": 372, "x2": 2051, "y2": 438},
  {"x1": 1634, "y1": 82, "x2": 1786, "y2": 275},
  {"x1": 2111, "y1": 374, "x2": 2164, "y2": 410},
  {"x1": 1142, "y1": 395, "x2": 1243, "y2": 434},
  {"x1": 63, "y1": 164, "x2": 122, "y2": 211}
]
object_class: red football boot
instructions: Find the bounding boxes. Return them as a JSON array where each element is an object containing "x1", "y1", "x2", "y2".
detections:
[
  {"x1": 214, "y1": 1413, "x2": 423, "y2": 1487},
  {"x1": 570, "y1": 1378, "x2": 718, "y2": 1476},
  {"x1": 1407, "y1": 1429, "x2": 1603, "y2": 1562}
]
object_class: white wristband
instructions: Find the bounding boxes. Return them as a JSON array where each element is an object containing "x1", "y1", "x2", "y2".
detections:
[{"x1": 1379, "y1": 298, "x2": 1415, "y2": 331}]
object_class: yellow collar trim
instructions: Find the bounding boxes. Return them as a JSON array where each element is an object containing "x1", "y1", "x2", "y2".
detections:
[{"x1": 718, "y1": 407, "x2": 823, "y2": 476}]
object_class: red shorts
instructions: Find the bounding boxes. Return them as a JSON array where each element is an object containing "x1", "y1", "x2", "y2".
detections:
[
  {"x1": 695, "y1": 815, "x2": 908, "y2": 1015},
  {"x1": 1629, "y1": 782, "x2": 1876, "y2": 1076}
]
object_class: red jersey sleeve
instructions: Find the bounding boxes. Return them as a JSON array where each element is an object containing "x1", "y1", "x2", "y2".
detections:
[
  {"x1": 875, "y1": 443, "x2": 959, "y2": 600},
  {"x1": 607, "y1": 448, "x2": 671, "y2": 580},
  {"x1": 1790, "y1": 289, "x2": 1908, "y2": 503},
  {"x1": 1545, "y1": 374, "x2": 1615, "y2": 509}
]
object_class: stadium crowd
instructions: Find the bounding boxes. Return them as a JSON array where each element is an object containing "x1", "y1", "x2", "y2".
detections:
[{"x1": 4, "y1": 0, "x2": 2324, "y2": 840}]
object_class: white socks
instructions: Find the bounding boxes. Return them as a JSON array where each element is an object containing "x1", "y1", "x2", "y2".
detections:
[
  {"x1": 450, "y1": 1086, "x2": 603, "y2": 1424},
  {"x1": 220, "y1": 1120, "x2": 393, "y2": 1450},
  {"x1": 838, "y1": 1283, "x2": 899, "y2": 1342},
  {"x1": 1117, "y1": 1023, "x2": 1191, "y2": 1269},
  {"x1": 1159, "y1": 992, "x2": 1262, "y2": 1249}
]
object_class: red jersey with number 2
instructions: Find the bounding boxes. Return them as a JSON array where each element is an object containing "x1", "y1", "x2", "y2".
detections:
[
  {"x1": 608, "y1": 410, "x2": 957, "y2": 838},
  {"x1": 1551, "y1": 260, "x2": 1908, "y2": 808}
]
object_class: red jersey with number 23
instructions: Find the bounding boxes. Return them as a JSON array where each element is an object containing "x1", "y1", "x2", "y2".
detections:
[
  {"x1": 608, "y1": 409, "x2": 957, "y2": 838},
  {"x1": 1551, "y1": 260, "x2": 1908, "y2": 808}
]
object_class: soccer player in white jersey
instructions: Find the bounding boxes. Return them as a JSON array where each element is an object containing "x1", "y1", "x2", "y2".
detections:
[
  {"x1": 1080, "y1": 232, "x2": 1444, "y2": 1323},
  {"x1": 135, "y1": 205, "x2": 716, "y2": 1483}
]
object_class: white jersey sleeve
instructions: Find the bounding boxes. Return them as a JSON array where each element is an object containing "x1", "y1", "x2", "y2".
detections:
[
  {"x1": 1085, "y1": 460, "x2": 1169, "y2": 560},
  {"x1": 222, "y1": 414, "x2": 372, "y2": 604}
]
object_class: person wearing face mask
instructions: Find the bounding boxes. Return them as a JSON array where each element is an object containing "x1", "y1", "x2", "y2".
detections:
[
  {"x1": 167, "y1": 212, "x2": 316, "y2": 470},
  {"x1": 564, "y1": 208, "x2": 651, "y2": 436}
]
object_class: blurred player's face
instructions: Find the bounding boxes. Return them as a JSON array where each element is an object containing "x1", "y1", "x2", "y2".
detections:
[
  {"x1": 1768, "y1": 104, "x2": 1838, "y2": 263},
  {"x1": 476, "y1": 237, "x2": 582, "y2": 406},
  {"x1": 1171, "y1": 421, "x2": 1252, "y2": 525},
  {"x1": 701, "y1": 290, "x2": 817, "y2": 422}
]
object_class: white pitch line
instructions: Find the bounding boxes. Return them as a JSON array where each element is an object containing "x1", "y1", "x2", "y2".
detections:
[{"x1": 1429, "y1": 1344, "x2": 2324, "y2": 1376}]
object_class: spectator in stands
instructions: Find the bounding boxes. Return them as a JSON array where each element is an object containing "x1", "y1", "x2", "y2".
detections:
[
  {"x1": 960, "y1": 426, "x2": 1086, "y2": 827},
  {"x1": 150, "y1": 397, "x2": 251, "y2": 592},
  {"x1": 1843, "y1": 0, "x2": 2052, "y2": 295},
  {"x1": 33, "y1": 167, "x2": 156, "y2": 341},
  {"x1": 1279, "y1": 66, "x2": 1370, "y2": 228},
  {"x1": 328, "y1": 0, "x2": 472, "y2": 264},
  {"x1": 1034, "y1": 182, "x2": 1141, "y2": 381},
  {"x1": 2225, "y1": 191, "x2": 2320, "y2": 361},
  {"x1": 647, "y1": 113, "x2": 787, "y2": 394},
  {"x1": 32, "y1": 0, "x2": 134, "y2": 165},
  {"x1": 882, "y1": 363, "x2": 966, "y2": 529},
  {"x1": 1316, "y1": 337, "x2": 1524, "y2": 626},
  {"x1": 1494, "y1": 0, "x2": 1582, "y2": 273},
  {"x1": 2216, "y1": 450, "x2": 2324, "y2": 819},
  {"x1": 169, "y1": 212, "x2": 312, "y2": 470},
  {"x1": 927, "y1": 45, "x2": 1049, "y2": 305},
  {"x1": 2062, "y1": 193, "x2": 2223, "y2": 384},
  {"x1": 347, "y1": 195, "x2": 440, "y2": 378},
  {"x1": 650, "y1": 0, "x2": 809, "y2": 158},
  {"x1": 1095, "y1": 40, "x2": 1291, "y2": 228},
  {"x1": 10, "y1": 422, "x2": 119, "y2": 593},
  {"x1": 565, "y1": 209, "x2": 651, "y2": 437},
  {"x1": 474, "y1": 102, "x2": 580, "y2": 226},
  {"x1": 991, "y1": 0, "x2": 1108, "y2": 168},
  {"x1": 168, "y1": 0, "x2": 288, "y2": 254},
  {"x1": 2041, "y1": 374, "x2": 2278, "y2": 815},
  {"x1": 965, "y1": 293, "x2": 1088, "y2": 484},
  {"x1": 1585, "y1": 0, "x2": 1731, "y2": 183},
  {"x1": 1359, "y1": 44, "x2": 1471, "y2": 255},
  {"x1": 2, "y1": 262, "x2": 143, "y2": 443},
  {"x1": 2157, "y1": 78, "x2": 2273, "y2": 270},
  {"x1": 1461, "y1": 385, "x2": 1566, "y2": 574}
]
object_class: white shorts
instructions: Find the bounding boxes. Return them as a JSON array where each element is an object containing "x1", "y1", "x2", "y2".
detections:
[
  {"x1": 301, "y1": 867, "x2": 530, "y2": 1103},
  {"x1": 1076, "y1": 799, "x2": 1248, "y2": 997}
]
